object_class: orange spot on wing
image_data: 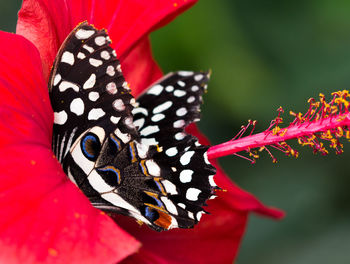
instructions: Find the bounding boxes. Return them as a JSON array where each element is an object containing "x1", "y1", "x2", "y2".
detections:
[{"x1": 154, "y1": 209, "x2": 172, "y2": 229}]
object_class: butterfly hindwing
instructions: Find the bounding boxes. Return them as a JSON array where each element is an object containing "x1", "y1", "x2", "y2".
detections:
[{"x1": 133, "y1": 71, "x2": 218, "y2": 223}]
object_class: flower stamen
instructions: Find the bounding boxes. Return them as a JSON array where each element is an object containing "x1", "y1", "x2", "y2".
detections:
[{"x1": 208, "y1": 90, "x2": 350, "y2": 162}]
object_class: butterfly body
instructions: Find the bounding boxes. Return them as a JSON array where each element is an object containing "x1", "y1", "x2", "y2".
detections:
[{"x1": 49, "y1": 22, "x2": 217, "y2": 231}]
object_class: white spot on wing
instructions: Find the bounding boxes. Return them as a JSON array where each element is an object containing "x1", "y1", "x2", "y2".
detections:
[
  {"x1": 186, "y1": 188, "x2": 201, "y2": 201},
  {"x1": 110, "y1": 116, "x2": 121, "y2": 124},
  {"x1": 196, "y1": 211, "x2": 204, "y2": 221},
  {"x1": 61, "y1": 51, "x2": 74, "y2": 65},
  {"x1": 133, "y1": 118, "x2": 145, "y2": 129},
  {"x1": 135, "y1": 143, "x2": 149, "y2": 159},
  {"x1": 75, "y1": 29, "x2": 95, "y2": 39},
  {"x1": 208, "y1": 175, "x2": 217, "y2": 187},
  {"x1": 165, "y1": 147, "x2": 178, "y2": 157},
  {"x1": 53, "y1": 74, "x2": 61, "y2": 86},
  {"x1": 160, "y1": 197, "x2": 178, "y2": 215},
  {"x1": 54, "y1": 111, "x2": 68, "y2": 125},
  {"x1": 147, "y1": 84, "x2": 163, "y2": 96},
  {"x1": 59, "y1": 81, "x2": 79, "y2": 92},
  {"x1": 174, "y1": 90, "x2": 186, "y2": 97},
  {"x1": 106, "y1": 82, "x2": 117, "y2": 94},
  {"x1": 132, "y1": 107, "x2": 148, "y2": 116},
  {"x1": 162, "y1": 180, "x2": 178, "y2": 195},
  {"x1": 77, "y1": 52, "x2": 86, "y2": 59},
  {"x1": 115, "y1": 128, "x2": 131, "y2": 143},
  {"x1": 106, "y1": 65, "x2": 115, "y2": 76},
  {"x1": 187, "y1": 96, "x2": 195, "y2": 103},
  {"x1": 165, "y1": 85, "x2": 174, "y2": 92},
  {"x1": 88, "y1": 108, "x2": 105, "y2": 120},
  {"x1": 89, "y1": 58, "x2": 103, "y2": 67},
  {"x1": 173, "y1": 120, "x2": 185, "y2": 128},
  {"x1": 141, "y1": 137, "x2": 159, "y2": 145},
  {"x1": 180, "y1": 151, "x2": 195, "y2": 166},
  {"x1": 88, "y1": 91, "x2": 99, "y2": 101},
  {"x1": 175, "y1": 132, "x2": 186, "y2": 140},
  {"x1": 145, "y1": 160, "x2": 161, "y2": 176},
  {"x1": 176, "y1": 107, "x2": 187, "y2": 116},
  {"x1": 140, "y1": 125, "x2": 160, "y2": 136},
  {"x1": 204, "y1": 152, "x2": 211, "y2": 164},
  {"x1": 177, "y1": 81, "x2": 185, "y2": 87},
  {"x1": 177, "y1": 203, "x2": 186, "y2": 209},
  {"x1": 83, "y1": 44, "x2": 94, "y2": 53},
  {"x1": 95, "y1": 36, "x2": 106, "y2": 46},
  {"x1": 70, "y1": 98, "x2": 85, "y2": 116},
  {"x1": 83, "y1": 74, "x2": 96, "y2": 89},
  {"x1": 178, "y1": 71, "x2": 193, "y2": 76},
  {"x1": 153, "y1": 101, "x2": 173, "y2": 114},
  {"x1": 194, "y1": 74, "x2": 204, "y2": 81},
  {"x1": 191, "y1": 85, "x2": 199, "y2": 92},
  {"x1": 151, "y1": 114, "x2": 165, "y2": 122},
  {"x1": 100, "y1": 50, "x2": 110, "y2": 60},
  {"x1": 113, "y1": 99, "x2": 125, "y2": 111},
  {"x1": 180, "y1": 170, "x2": 193, "y2": 183}
]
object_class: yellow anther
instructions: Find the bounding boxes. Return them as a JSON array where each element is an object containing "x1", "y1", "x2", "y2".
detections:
[
  {"x1": 307, "y1": 98, "x2": 315, "y2": 104},
  {"x1": 336, "y1": 127, "x2": 344, "y2": 137},
  {"x1": 278, "y1": 128, "x2": 287, "y2": 137},
  {"x1": 331, "y1": 106, "x2": 338, "y2": 114},
  {"x1": 272, "y1": 126, "x2": 280, "y2": 135}
]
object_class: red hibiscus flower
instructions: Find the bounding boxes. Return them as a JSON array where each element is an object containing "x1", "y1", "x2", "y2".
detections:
[{"x1": 0, "y1": 0, "x2": 283, "y2": 263}]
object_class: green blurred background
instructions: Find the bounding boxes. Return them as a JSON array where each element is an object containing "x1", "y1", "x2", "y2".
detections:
[{"x1": 2, "y1": 1, "x2": 350, "y2": 263}]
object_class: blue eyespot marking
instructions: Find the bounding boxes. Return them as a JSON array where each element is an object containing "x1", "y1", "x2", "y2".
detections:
[
  {"x1": 81, "y1": 133, "x2": 101, "y2": 160},
  {"x1": 139, "y1": 161, "x2": 147, "y2": 175},
  {"x1": 129, "y1": 143, "x2": 137, "y2": 162},
  {"x1": 145, "y1": 207, "x2": 157, "y2": 221},
  {"x1": 110, "y1": 134, "x2": 121, "y2": 150},
  {"x1": 154, "y1": 180, "x2": 164, "y2": 193},
  {"x1": 97, "y1": 166, "x2": 121, "y2": 185},
  {"x1": 149, "y1": 195, "x2": 163, "y2": 207}
]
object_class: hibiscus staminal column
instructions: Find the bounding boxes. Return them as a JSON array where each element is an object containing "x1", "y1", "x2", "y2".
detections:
[{"x1": 207, "y1": 90, "x2": 350, "y2": 162}]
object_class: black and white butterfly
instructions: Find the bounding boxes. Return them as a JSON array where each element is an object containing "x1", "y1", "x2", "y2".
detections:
[{"x1": 49, "y1": 22, "x2": 217, "y2": 231}]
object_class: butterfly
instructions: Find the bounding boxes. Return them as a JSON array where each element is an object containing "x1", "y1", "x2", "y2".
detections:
[{"x1": 49, "y1": 22, "x2": 218, "y2": 231}]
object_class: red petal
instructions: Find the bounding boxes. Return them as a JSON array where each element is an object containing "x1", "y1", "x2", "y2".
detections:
[
  {"x1": 0, "y1": 31, "x2": 139, "y2": 263},
  {"x1": 114, "y1": 205, "x2": 248, "y2": 263},
  {"x1": 122, "y1": 37, "x2": 163, "y2": 96},
  {"x1": 16, "y1": 0, "x2": 196, "y2": 88}
]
